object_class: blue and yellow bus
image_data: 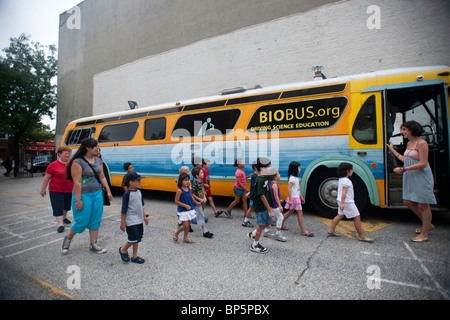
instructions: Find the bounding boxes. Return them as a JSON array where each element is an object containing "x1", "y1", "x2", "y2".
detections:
[{"x1": 62, "y1": 66, "x2": 450, "y2": 218}]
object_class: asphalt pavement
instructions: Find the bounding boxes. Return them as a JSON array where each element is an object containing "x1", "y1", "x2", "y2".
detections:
[{"x1": 1, "y1": 173, "x2": 449, "y2": 307}]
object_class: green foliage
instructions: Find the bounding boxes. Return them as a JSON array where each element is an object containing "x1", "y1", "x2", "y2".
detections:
[{"x1": 0, "y1": 34, "x2": 57, "y2": 141}]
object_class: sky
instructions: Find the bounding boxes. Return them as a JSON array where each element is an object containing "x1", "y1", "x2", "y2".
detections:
[{"x1": 0, "y1": 0, "x2": 83, "y2": 130}]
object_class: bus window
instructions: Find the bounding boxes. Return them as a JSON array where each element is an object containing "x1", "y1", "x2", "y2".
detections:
[
  {"x1": 66, "y1": 127, "x2": 96, "y2": 146},
  {"x1": 98, "y1": 122, "x2": 139, "y2": 143},
  {"x1": 172, "y1": 109, "x2": 241, "y2": 138},
  {"x1": 352, "y1": 95, "x2": 377, "y2": 144},
  {"x1": 145, "y1": 118, "x2": 166, "y2": 141}
]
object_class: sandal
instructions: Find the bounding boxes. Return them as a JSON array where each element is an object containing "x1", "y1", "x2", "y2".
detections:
[
  {"x1": 119, "y1": 247, "x2": 130, "y2": 262},
  {"x1": 357, "y1": 235, "x2": 374, "y2": 243},
  {"x1": 301, "y1": 232, "x2": 314, "y2": 237},
  {"x1": 281, "y1": 226, "x2": 289, "y2": 231},
  {"x1": 327, "y1": 231, "x2": 341, "y2": 237},
  {"x1": 131, "y1": 257, "x2": 145, "y2": 264},
  {"x1": 173, "y1": 231, "x2": 178, "y2": 243},
  {"x1": 411, "y1": 236, "x2": 429, "y2": 242},
  {"x1": 415, "y1": 224, "x2": 435, "y2": 234},
  {"x1": 183, "y1": 238, "x2": 194, "y2": 243}
]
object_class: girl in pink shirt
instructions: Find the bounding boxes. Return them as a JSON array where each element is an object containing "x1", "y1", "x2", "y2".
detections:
[{"x1": 225, "y1": 159, "x2": 249, "y2": 219}]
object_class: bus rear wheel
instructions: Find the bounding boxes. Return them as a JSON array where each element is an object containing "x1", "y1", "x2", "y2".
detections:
[{"x1": 307, "y1": 168, "x2": 368, "y2": 219}]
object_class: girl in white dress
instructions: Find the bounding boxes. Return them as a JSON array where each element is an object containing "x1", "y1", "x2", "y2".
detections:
[{"x1": 328, "y1": 162, "x2": 373, "y2": 242}]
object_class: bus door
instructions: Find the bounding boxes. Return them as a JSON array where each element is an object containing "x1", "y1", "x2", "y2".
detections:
[{"x1": 383, "y1": 81, "x2": 450, "y2": 207}]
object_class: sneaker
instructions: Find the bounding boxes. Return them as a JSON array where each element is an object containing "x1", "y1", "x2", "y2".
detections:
[
  {"x1": 225, "y1": 211, "x2": 233, "y2": 219},
  {"x1": 63, "y1": 218, "x2": 71, "y2": 224},
  {"x1": 57, "y1": 226, "x2": 65, "y2": 233},
  {"x1": 192, "y1": 219, "x2": 198, "y2": 224},
  {"x1": 90, "y1": 242, "x2": 107, "y2": 254},
  {"x1": 250, "y1": 243, "x2": 268, "y2": 254},
  {"x1": 203, "y1": 231, "x2": 214, "y2": 238},
  {"x1": 247, "y1": 232, "x2": 255, "y2": 240},
  {"x1": 242, "y1": 220, "x2": 253, "y2": 228},
  {"x1": 61, "y1": 235, "x2": 72, "y2": 254},
  {"x1": 263, "y1": 230, "x2": 273, "y2": 238},
  {"x1": 215, "y1": 211, "x2": 224, "y2": 218},
  {"x1": 274, "y1": 233, "x2": 287, "y2": 242}
]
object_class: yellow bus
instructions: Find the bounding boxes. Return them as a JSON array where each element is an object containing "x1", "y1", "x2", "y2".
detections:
[{"x1": 62, "y1": 66, "x2": 450, "y2": 218}]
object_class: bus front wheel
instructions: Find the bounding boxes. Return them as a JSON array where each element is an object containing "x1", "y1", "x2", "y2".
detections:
[{"x1": 306, "y1": 168, "x2": 368, "y2": 219}]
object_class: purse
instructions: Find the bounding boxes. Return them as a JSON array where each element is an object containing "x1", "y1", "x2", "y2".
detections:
[{"x1": 81, "y1": 157, "x2": 111, "y2": 206}]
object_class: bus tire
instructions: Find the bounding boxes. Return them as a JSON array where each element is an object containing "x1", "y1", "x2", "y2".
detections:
[{"x1": 306, "y1": 168, "x2": 368, "y2": 219}]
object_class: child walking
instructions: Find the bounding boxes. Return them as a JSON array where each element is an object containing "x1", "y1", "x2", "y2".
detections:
[
  {"x1": 191, "y1": 167, "x2": 214, "y2": 238},
  {"x1": 225, "y1": 159, "x2": 249, "y2": 219},
  {"x1": 121, "y1": 162, "x2": 134, "y2": 192},
  {"x1": 281, "y1": 161, "x2": 314, "y2": 237},
  {"x1": 268, "y1": 169, "x2": 287, "y2": 242},
  {"x1": 242, "y1": 161, "x2": 258, "y2": 228},
  {"x1": 328, "y1": 163, "x2": 374, "y2": 242},
  {"x1": 119, "y1": 172, "x2": 148, "y2": 264},
  {"x1": 201, "y1": 158, "x2": 225, "y2": 218},
  {"x1": 249, "y1": 157, "x2": 273, "y2": 254},
  {"x1": 173, "y1": 173, "x2": 197, "y2": 243}
]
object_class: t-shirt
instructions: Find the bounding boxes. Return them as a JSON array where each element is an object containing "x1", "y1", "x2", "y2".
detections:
[
  {"x1": 46, "y1": 160, "x2": 74, "y2": 193},
  {"x1": 73, "y1": 157, "x2": 103, "y2": 194},
  {"x1": 201, "y1": 169, "x2": 210, "y2": 192},
  {"x1": 248, "y1": 173, "x2": 257, "y2": 200},
  {"x1": 234, "y1": 169, "x2": 246, "y2": 189},
  {"x1": 253, "y1": 175, "x2": 273, "y2": 212},
  {"x1": 121, "y1": 189, "x2": 145, "y2": 226},
  {"x1": 288, "y1": 176, "x2": 300, "y2": 198},
  {"x1": 191, "y1": 179, "x2": 205, "y2": 200},
  {"x1": 337, "y1": 177, "x2": 355, "y2": 203}
]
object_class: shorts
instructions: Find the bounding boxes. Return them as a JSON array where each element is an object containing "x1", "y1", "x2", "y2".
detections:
[
  {"x1": 255, "y1": 210, "x2": 273, "y2": 226},
  {"x1": 204, "y1": 185, "x2": 212, "y2": 198},
  {"x1": 234, "y1": 186, "x2": 245, "y2": 196},
  {"x1": 178, "y1": 209, "x2": 197, "y2": 222},
  {"x1": 285, "y1": 197, "x2": 302, "y2": 211},
  {"x1": 49, "y1": 191, "x2": 72, "y2": 217},
  {"x1": 71, "y1": 190, "x2": 104, "y2": 233},
  {"x1": 126, "y1": 223, "x2": 144, "y2": 243},
  {"x1": 337, "y1": 201, "x2": 360, "y2": 219}
]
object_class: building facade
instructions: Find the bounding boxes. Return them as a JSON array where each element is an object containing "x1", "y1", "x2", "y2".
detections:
[{"x1": 57, "y1": 0, "x2": 450, "y2": 146}]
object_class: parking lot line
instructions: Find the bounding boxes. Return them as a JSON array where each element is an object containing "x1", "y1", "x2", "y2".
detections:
[
  {"x1": 361, "y1": 244, "x2": 449, "y2": 300},
  {"x1": 403, "y1": 241, "x2": 449, "y2": 300},
  {"x1": 27, "y1": 272, "x2": 76, "y2": 300},
  {"x1": 1, "y1": 237, "x2": 64, "y2": 259}
]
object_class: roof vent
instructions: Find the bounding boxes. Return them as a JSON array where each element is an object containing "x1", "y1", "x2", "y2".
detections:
[
  {"x1": 128, "y1": 101, "x2": 138, "y2": 109},
  {"x1": 312, "y1": 65, "x2": 327, "y2": 80},
  {"x1": 220, "y1": 85, "x2": 262, "y2": 95},
  {"x1": 220, "y1": 87, "x2": 247, "y2": 95}
]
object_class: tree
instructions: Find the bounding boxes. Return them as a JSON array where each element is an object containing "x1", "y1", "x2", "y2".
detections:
[{"x1": 0, "y1": 34, "x2": 57, "y2": 176}]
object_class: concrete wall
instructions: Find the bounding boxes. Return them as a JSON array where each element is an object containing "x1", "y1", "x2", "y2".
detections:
[{"x1": 57, "y1": 0, "x2": 450, "y2": 144}]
